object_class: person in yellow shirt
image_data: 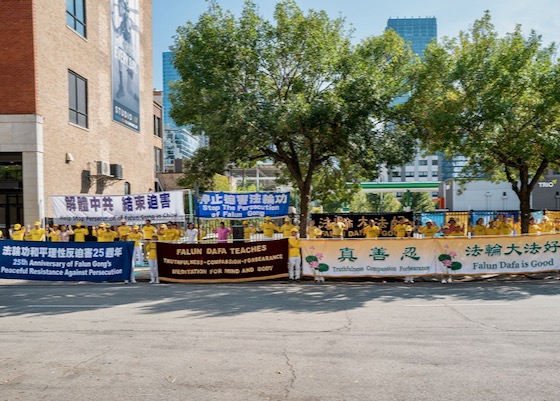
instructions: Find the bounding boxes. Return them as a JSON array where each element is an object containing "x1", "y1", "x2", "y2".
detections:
[
  {"x1": 128, "y1": 225, "x2": 144, "y2": 268},
  {"x1": 73, "y1": 222, "x2": 89, "y2": 242},
  {"x1": 392, "y1": 217, "x2": 408, "y2": 238},
  {"x1": 242, "y1": 221, "x2": 256, "y2": 241},
  {"x1": 158, "y1": 223, "x2": 176, "y2": 241},
  {"x1": 47, "y1": 224, "x2": 61, "y2": 242},
  {"x1": 169, "y1": 223, "x2": 182, "y2": 240},
  {"x1": 539, "y1": 216, "x2": 555, "y2": 233},
  {"x1": 287, "y1": 228, "x2": 302, "y2": 281},
  {"x1": 28, "y1": 221, "x2": 46, "y2": 241},
  {"x1": 9, "y1": 223, "x2": 26, "y2": 240},
  {"x1": 116, "y1": 219, "x2": 131, "y2": 241},
  {"x1": 259, "y1": 216, "x2": 279, "y2": 240},
  {"x1": 470, "y1": 218, "x2": 487, "y2": 236},
  {"x1": 484, "y1": 221, "x2": 500, "y2": 235},
  {"x1": 499, "y1": 217, "x2": 514, "y2": 236},
  {"x1": 307, "y1": 220, "x2": 322, "y2": 239},
  {"x1": 142, "y1": 219, "x2": 157, "y2": 240},
  {"x1": 279, "y1": 217, "x2": 296, "y2": 238},
  {"x1": 449, "y1": 225, "x2": 465, "y2": 237},
  {"x1": 528, "y1": 217, "x2": 541, "y2": 234},
  {"x1": 93, "y1": 223, "x2": 117, "y2": 242},
  {"x1": 362, "y1": 219, "x2": 381, "y2": 238},
  {"x1": 146, "y1": 235, "x2": 159, "y2": 284},
  {"x1": 329, "y1": 216, "x2": 347, "y2": 238},
  {"x1": 418, "y1": 220, "x2": 439, "y2": 238}
]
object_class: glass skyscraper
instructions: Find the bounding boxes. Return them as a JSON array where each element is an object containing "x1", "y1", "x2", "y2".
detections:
[
  {"x1": 386, "y1": 17, "x2": 437, "y2": 58},
  {"x1": 162, "y1": 51, "x2": 202, "y2": 171}
]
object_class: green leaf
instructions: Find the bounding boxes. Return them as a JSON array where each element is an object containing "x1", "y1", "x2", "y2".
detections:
[{"x1": 318, "y1": 263, "x2": 329, "y2": 272}]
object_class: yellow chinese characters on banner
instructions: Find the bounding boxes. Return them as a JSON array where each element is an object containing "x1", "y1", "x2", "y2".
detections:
[{"x1": 301, "y1": 234, "x2": 560, "y2": 278}]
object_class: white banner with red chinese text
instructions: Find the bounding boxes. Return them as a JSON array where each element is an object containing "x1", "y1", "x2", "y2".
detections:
[
  {"x1": 301, "y1": 234, "x2": 560, "y2": 277},
  {"x1": 51, "y1": 191, "x2": 185, "y2": 226}
]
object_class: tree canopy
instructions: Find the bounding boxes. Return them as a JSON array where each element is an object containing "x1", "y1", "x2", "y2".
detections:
[
  {"x1": 170, "y1": 0, "x2": 417, "y2": 234},
  {"x1": 404, "y1": 12, "x2": 560, "y2": 232}
]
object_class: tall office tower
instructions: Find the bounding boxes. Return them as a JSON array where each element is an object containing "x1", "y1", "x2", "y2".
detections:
[
  {"x1": 383, "y1": 17, "x2": 444, "y2": 190},
  {"x1": 0, "y1": 0, "x2": 159, "y2": 227},
  {"x1": 162, "y1": 52, "x2": 203, "y2": 172}
]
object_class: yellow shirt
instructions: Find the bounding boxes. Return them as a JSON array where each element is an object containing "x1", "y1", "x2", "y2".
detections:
[
  {"x1": 128, "y1": 232, "x2": 143, "y2": 246},
  {"x1": 48, "y1": 230, "x2": 60, "y2": 242},
  {"x1": 363, "y1": 225, "x2": 381, "y2": 238},
  {"x1": 528, "y1": 224, "x2": 541, "y2": 234},
  {"x1": 28, "y1": 228, "x2": 46, "y2": 241},
  {"x1": 418, "y1": 225, "x2": 439, "y2": 238},
  {"x1": 142, "y1": 225, "x2": 157, "y2": 240},
  {"x1": 279, "y1": 223, "x2": 296, "y2": 238},
  {"x1": 471, "y1": 225, "x2": 486, "y2": 236},
  {"x1": 288, "y1": 237, "x2": 301, "y2": 257},
  {"x1": 73, "y1": 227, "x2": 89, "y2": 242},
  {"x1": 307, "y1": 226, "x2": 321, "y2": 239},
  {"x1": 484, "y1": 227, "x2": 499, "y2": 235},
  {"x1": 117, "y1": 225, "x2": 131, "y2": 240},
  {"x1": 539, "y1": 221, "x2": 555, "y2": 233},
  {"x1": 243, "y1": 226, "x2": 256, "y2": 240},
  {"x1": 393, "y1": 224, "x2": 408, "y2": 238},
  {"x1": 11, "y1": 228, "x2": 26, "y2": 241},
  {"x1": 499, "y1": 222, "x2": 513, "y2": 235},
  {"x1": 146, "y1": 242, "x2": 158, "y2": 260},
  {"x1": 260, "y1": 222, "x2": 278, "y2": 238},
  {"x1": 330, "y1": 222, "x2": 346, "y2": 237}
]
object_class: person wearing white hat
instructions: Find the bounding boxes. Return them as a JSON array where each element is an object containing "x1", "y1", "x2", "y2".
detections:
[
  {"x1": 28, "y1": 221, "x2": 46, "y2": 241},
  {"x1": 117, "y1": 219, "x2": 131, "y2": 241},
  {"x1": 279, "y1": 217, "x2": 297, "y2": 238},
  {"x1": 259, "y1": 216, "x2": 279, "y2": 240}
]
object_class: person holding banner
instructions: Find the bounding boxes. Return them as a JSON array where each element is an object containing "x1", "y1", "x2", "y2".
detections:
[
  {"x1": 73, "y1": 222, "x2": 89, "y2": 242},
  {"x1": 288, "y1": 228, "x2": 302, "y2": 281},
  {"x1": 146, "y1": 235, "x2": 159, "y2": 284},
  {"x1": 9, "y1": 223, "x2": 26, "y2": 240}
]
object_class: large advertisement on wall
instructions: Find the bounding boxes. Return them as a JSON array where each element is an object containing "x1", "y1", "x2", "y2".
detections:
[{"x1": 111, "y1": 0, "x2": 140, "y2": 131}]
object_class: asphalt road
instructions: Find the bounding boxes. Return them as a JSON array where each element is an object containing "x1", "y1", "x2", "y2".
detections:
[{"x1": 0, "y1": 278, "x2": 559, "y2": 401}]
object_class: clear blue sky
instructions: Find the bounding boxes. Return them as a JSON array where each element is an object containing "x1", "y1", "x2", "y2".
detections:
[{"x1": 152, "y1": 0, "x2": 560, "y2": 90}]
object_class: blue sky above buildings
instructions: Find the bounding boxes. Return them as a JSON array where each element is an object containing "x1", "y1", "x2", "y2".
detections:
[{"x1": 152, "y1": 0, "x2": 560, "y2": 90}]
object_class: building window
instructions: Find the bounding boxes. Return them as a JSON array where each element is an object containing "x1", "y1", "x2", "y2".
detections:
[
  {"x1": 432, "y1": 159, "x2": 439, "y2": 165},
  {"x1": 432, "y1": 171, "x2": 439, "y2": 177},
  {"x1": 66, "y1": 0, "x2": 86, "y2": 37},
  {"x1": 419, "y1": 160, "x2": 428, "y2": 166},
  {"x1": 68, "y1": 70, "x2": 88, "y2": 128},
  {"x1": 154, "y1": 147, "x2": 163, "y2": 172},
  {"x1": 154, "y1": 115, "x2": 162, "y2": 137},
  {"x1": 405, "y1": 171, "x2": 415, "y2": 177},
  {"x1": 124, "y1": 182, "x2": 131, "y2": 195},
  {"x1": 418, "y1": 171, "x2": 428, "y2": 177}
]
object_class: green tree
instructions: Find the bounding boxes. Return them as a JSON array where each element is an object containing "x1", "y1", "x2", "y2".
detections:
[
  {"x1": 410, "y1": 192, "x2": 436, "y2": 212},
  {"x1": 405, "y1": 12, "x2": 560, "y2": 233},
  {"x1": 171, "y1": 0, "x2": 417, "y2": 235}
]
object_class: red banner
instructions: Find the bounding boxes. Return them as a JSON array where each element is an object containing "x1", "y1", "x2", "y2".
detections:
[{"x1": 157, "y1": 240, "x2": 289, "y2": 282}]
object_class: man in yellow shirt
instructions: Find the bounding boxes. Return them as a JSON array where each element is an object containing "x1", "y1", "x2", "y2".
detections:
[
  {"x1": 362, "y1": 219, "x2": 381, "y2": 238},
  {"x1": 142, "y1": 219, "x2": 157, "y2": 241},
  {"x1": 392, "y1": 217, "x2": 408, "y2": 238},
  {"x1": 279, "y1": 217, "x2": 296, "y2": 238},
  {"x1": 128, "y1": 225, "x2": 144, "y2": 267},
  {"x1": 94, "y1": 223, "x2": 118, "y2": 242},
  {"x1": 259, "y1": 216, "x2": 279, "y2": 240},
  {"x1": 307, "y1": 220, "x2": 322, "y2": 239},
  {"x1": 242, "y1": 221, "x2": 256, "y2": 241},
  {"x1": 116, "y1": 219, "x2": 131, "y2": 241},
  {"x1": 73, "y1": 222, "x2": 89, "y2": 242},
  {"x1": 146, "y1": 235, "x2": 159, "y2": 284},
  {"x1": 47, "y1": 224, "x2": 61, "y2": 242},
  {"x1": 418, "y1": 220, "x2": 439, "y2": 238},
  {"x1": 10, "y1": 223, "x2": 26, "y2": 240},
  {"x1": 329, "y1": 216, "x2": 346, "y2": 238},
  {"x1": 484, "y1": 221, "x2": 500, "y2": 235},
  {"x1": 28, "y1": 221, "x2": 46, "y2": 241},
  {"x1": 287, "y1": 228, "x2": 302, "y2": 281}
]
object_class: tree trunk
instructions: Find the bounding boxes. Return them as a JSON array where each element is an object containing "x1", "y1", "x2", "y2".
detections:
[
  {"x1": 298, "y1": 180, "x2": 312, "y2": 238},
  {"x1": 518, "y1": 182, "x2": 531, "y2": 235}
]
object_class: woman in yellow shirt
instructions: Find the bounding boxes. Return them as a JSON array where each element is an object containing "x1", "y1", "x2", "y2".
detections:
[{"x1": 146, "y1": 235, "x2": 159, "y2": 284}]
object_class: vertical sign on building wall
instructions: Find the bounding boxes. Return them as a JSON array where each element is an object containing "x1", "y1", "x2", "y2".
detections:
[{"x1": 111, "y1": 0, "x2": 140, "y2": 131}]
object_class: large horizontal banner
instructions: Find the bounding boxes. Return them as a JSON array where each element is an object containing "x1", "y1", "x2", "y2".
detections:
[
  {"x1": 311, "y1": 212, "x2": 414, "y2": 238},
  {"x1": 157, "y1": 239, "x2": 288, "y2": 282},
  {"x1": 51, "y1": 190, "x2": 185, "y2": 225},
  {"x1": 302, "y1": 234, "x2": 560, "y2": 277},
  {"x1": 0, "y1": 241, "x2": 133, "y2": 282},
  {"x1": 198, "y1": 191, "x2": 290, "y2": 219}
]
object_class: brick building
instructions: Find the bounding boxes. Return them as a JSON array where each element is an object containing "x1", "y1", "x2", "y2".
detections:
[{"x1": 0, "y1": 0, "x2": 159, "y2": 229}]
